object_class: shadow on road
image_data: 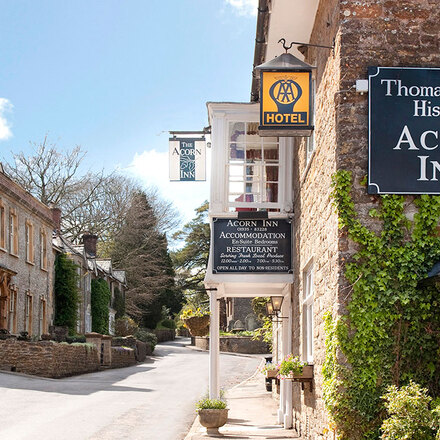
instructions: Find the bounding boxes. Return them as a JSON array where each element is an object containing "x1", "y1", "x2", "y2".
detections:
[{"x1": 0, "y1": 363, "x2": 156, "y2": 396}]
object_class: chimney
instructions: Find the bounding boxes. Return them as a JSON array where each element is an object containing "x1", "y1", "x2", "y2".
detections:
[
  {"x1": 50, "y1": 206, "x2": 62, "y2": 235},
  {"x1": 82, "y1": 233, "x2": 98, "y2": 257}
]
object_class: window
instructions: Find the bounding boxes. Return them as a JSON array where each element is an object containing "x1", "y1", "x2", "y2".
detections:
[
  {"x1": 9, "y1": 209, "x2": 18, "y2": 256},
  {"x1": 0, "y1": 200, "x2": 5, "y2": 250},
  {"x1": 227, "y1": 121, "x2": 280, "y2": 210},
  {"x1": 25, "y1": 292, "x2": 33, "y2": 334},
  {"x1": 8, "y1": 286, "x2": 17, "y2": 333},
  {"x1": 303, "y1": 263, "x2": 314, "y2": 363},
  {"x1": 306, "y1": 132, "x2": 315, "y2": 165},
  {"x1": 25, "y1": 221, "x2": 34, "y2": 264},
  {"x1": 40, "y1": 229, "x2": 48, "y2": 270},
  {"x1": 39, "y1": 297, "x2": 46, "y2": 336}
]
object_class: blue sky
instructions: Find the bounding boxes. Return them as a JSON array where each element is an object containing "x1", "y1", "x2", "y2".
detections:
[{"x1": 0, "y1": 0, "x2": 257, "y2": 225}]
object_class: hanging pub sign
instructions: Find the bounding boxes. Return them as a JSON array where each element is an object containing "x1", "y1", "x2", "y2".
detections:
[
  {"x1": 369, "y1": 66, "x2": 440, "y2": 194},
  {"x1": 256, "y1": 52, "x2": 314, "y2": 137},
  {"x1": 169, "y1": 137, "x2": 206, "y2": 181},
  {"x1": 212, "y1": 218, "x2": 292, "y2": 274}
]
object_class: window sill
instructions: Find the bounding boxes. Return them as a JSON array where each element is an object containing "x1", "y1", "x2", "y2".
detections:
[
  {"x1": 26, "y1": 260, "x2": 35, "y2": 266},
  {"x1": 9, "y1": 252, "x2": 19, "y2": 258},
  {"x1": 0, "y1": 246, "x2": 6, "y2": 253},
  {"x1": 40, "y1": 266, "x2": 48, "y2": 273}
]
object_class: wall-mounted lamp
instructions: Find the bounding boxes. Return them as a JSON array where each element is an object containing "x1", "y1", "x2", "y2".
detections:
[{"x1": 265, "y1": 296, "x2": 285, "y2": 318}]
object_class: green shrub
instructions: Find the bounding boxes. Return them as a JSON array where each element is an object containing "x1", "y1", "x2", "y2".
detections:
[
  {"x1": 54, "y1": 254, "x2": 80, "y2": 334},
  {"x1": 158, "y1": 319, "x2": 176, "y2": 329},
  {"x1": 91, "y1": 278, "x2": 111, "y2": 334},
  {"x1": 196, "y1": 398, "x2": 227, "y2": 410},
  {"x1": 381, "y1": 382, "x2": 436, "y2": 440},
  {"x1": 65, "y1": 335, "x2": 86, "y2": 344},
  {"x1": 114, "y1": 316, "x2": 138, "y2": 336},
  {"x1": 135, "y1": 328, "x2": 158, "y2": 352}
]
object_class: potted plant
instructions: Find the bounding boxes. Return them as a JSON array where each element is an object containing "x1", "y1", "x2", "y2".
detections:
[
  {"x1": 278, "y1": 354, "x2": 313, "y2": 380},
  {"x1": 260, "y1": 361, "x2": 279, "y2": 379},
  {"x1": 180, "y1": 308, "x2": 210, "y2": 337},
  {"x1": 196, "y1": 396, "x2": 228, "y2": 435}
]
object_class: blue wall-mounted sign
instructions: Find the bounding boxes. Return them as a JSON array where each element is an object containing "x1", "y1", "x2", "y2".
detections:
[
  {"x1": 212, "y1": 218, "x2": 292, "y2": 273},
  {"x1": 169, "y1": 137, "x2": 206, "y2": 181},
  {"x1": 369, "y1": 66, "x2": 440, "y2": 194}
]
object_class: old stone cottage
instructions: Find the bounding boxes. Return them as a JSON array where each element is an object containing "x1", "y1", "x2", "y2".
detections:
[{"x1": 0, "y1": 165, "x2": 54, "y2": 336}]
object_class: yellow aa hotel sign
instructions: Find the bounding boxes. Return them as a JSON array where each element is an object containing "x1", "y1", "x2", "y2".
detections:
[{"x1": 260, "y1": 71, "x2": 312, "y2": 135}]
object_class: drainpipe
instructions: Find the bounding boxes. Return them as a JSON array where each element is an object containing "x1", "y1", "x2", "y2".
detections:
[{"x1": 250, "y1": 0, "x2": 270, "y2": 102}]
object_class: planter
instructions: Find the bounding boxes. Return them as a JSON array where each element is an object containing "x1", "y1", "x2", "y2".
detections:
[
  {"x1": 198, "y1": 408, "x2": 229, "y2": 435},
  {"x1": 283, "y1": 365, "x2": 314, "y2": 391},
  {"x1": 183, "y1": 315, "x2": 210, "y2": 337},
  {"x1": 265, "y1": 369, "x2": 279, "y2": 379},
  {"x1": 284, "y1": 365, "x2": 314, "y2": 380}
]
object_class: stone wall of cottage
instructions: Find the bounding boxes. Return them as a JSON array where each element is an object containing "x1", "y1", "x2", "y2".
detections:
[
  {"x1": 0, "y1": 171, "x2": 54, "y2": 337},
  {"x1": 291, "y1": 0, "x2": 440, "y2": 438},
  {"x1": 0, "y1": 339, "x2": 99, "y2": 377},
  {"x1": 291, "y1": 0, "x2": 341, "y2": 436}
]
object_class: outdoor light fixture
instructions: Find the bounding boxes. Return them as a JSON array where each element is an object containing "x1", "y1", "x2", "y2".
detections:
[
  {"x1": 265, "y1": 300, "x2": 275, "y2": 316},
  {"x1": 270, "y1": 296, "x2": 284, "y2": 313},
  {"x1": 265, "y1": 296, "x2": 284, "y2": 318}
]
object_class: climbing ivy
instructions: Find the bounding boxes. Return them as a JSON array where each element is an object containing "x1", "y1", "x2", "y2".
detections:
[
  {"x1": 324, "y1": 170, "x2": 440, "y2": 439},
  {"x1": 91, "y1": 278, "x2": 111, "y2": 334},
  {"x1": 54, "y1": 253, "x2": 80, "y2": 334}
]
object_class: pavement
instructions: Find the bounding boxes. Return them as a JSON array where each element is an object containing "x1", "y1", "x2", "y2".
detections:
[{"x1": 183, "y1": 368, "x2": 301, "y2": 440}]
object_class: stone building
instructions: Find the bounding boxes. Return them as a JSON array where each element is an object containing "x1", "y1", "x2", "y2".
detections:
[
  {"x1": 68, "y1": 233, "x2": 126, "y2": 335},
  {"x1": 0, "y1": 165, "x2": 54, "y2": 337},
  {"x1": 204, "y1": 0, "x2": 440, "y2": 438}
]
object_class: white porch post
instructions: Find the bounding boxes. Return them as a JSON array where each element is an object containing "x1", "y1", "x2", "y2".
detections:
[
  {"x1": 284, "y1": 288, "x2": 293, "y2": 428},
  {"x1": 209, "y1": 289, "x2": 220, "y2": 399},
  {"x1": 277, "y1": 316, "x2": 285, "y2": 424},
  {"x1": 278, "y1": 290, "x2": 293, "y2": 428}
]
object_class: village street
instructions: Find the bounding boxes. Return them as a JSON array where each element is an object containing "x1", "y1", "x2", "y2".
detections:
[{"x1": 0, "y1": 338, "x2": 261, "y2": 440}]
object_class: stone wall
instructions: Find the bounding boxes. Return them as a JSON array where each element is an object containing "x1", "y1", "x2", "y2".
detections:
[
  {"x1": 195, "y1": 336, "x2": 270, "y2": 354},
  {"x1": 110, "y1": 346, "x2": 136, "y2": 369},
  {"x1": 291, "y1": 0, "x2": 440, "y2": 438},
  {"x1": 291, "y1": 0, "x2": 341, "y2": 437},
  {"x1": 111, "y1": 336, "x2": 148, "y2": 362},
  {"x1": 153, "y1": 329, "x2": 175, "y2": 342},
  {"x1": 0, "y1": 339, "x2": 99, "y2": 378}
]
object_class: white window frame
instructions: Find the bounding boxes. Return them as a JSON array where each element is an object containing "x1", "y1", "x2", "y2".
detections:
[
  {"x1": 302, "y1": 261, "x2": 314, "y2": 363},
  {"x1": 226, "y1": 121, "x2": 281, "y2": 210},
  {"x1": 207, "y1": 103, "x2": 293, "y2": 215}
]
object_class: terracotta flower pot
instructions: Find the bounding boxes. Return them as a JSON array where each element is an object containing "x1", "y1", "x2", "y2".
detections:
[{"x1": 198, "y1": 408, "x2": 229, "y2": 435}]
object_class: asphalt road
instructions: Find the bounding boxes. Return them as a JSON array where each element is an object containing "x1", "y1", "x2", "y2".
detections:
[{"x1": 0, "y1": 337, "x2": 263, "y2": 440}]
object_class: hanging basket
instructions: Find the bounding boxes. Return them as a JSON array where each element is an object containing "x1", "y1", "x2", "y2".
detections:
[{"x1": 183, "y1": 315, "x2": 210, "y2": 337}]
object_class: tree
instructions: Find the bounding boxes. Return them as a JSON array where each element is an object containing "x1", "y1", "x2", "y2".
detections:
[
  {"x1": 112, "y1": 191, "x2": 183, "y2": 328},
  {"x1": 172, "y1": 201, "x2": 210, "y2": 307},
  {"x1": 4, "y1": 136, "x2": 140, "y2": 243},
  {"x1": 54, "y1": 253, "x2": 80, "y2": 334}
]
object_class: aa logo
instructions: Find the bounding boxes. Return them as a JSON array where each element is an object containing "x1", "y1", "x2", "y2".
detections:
[
  {"x1": 261, "y1": 71, "x2": 310, "y2": 127},
  {"x1": 269, "y1": 79, "x2": 302, "y2": 113}
]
